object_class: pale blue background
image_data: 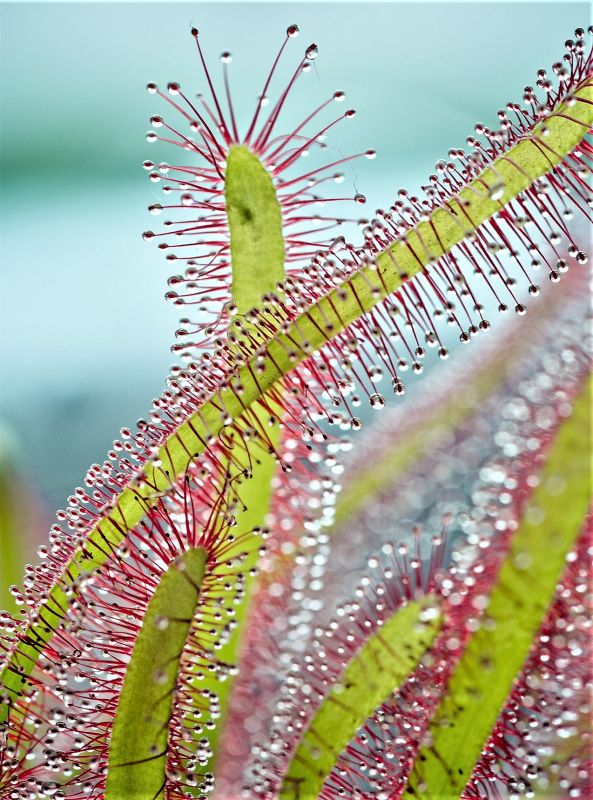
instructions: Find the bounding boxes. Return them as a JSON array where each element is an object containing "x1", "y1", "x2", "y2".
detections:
[{"x1": 0, "y1": 2, "x2": 587, "y2": 515}]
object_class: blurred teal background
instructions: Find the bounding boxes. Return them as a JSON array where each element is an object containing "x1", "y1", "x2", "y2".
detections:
[{"x1": 0, "y1": 1, "x2": 586, "y2": 575}]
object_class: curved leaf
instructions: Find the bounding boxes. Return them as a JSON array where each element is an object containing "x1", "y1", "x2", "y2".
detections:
[
  {"x1": 405, "y1": 373, "x2": 591, "y2": 798},
  {"x1": 281, "y1": 596, "x2": 442, "y2": 798},
  {"x1": 226, "y1": 144, "x2": 286, "y2": 314},
  {"x1": 105, "y1": 547, "x2": 207, "y2": 799}
]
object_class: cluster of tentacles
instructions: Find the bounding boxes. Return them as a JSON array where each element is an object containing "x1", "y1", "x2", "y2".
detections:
[
  {"x1": 221, "y1": 272, "x2": 592, "y2": 799},
  {"x1": 1, "y1": 22, "x2": 592, "y2": 800}
]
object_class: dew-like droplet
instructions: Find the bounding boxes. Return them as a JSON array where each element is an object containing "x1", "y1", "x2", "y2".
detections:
[
  {"x1": 167, "y1": 82, "x2": 180, "y2": 95},
  {"x1": 146, "y1": 82, "x2": 158, "y2": 94},
  {"x1": 369, "y1": 393, "x2": 385, "y2": 409},
  {"x1": 220, "y1": 52, "x2": 232, "y2": 64},
  {"x1": 150, "y1": 115, "x2": 164, "y2": 128},
  {"x1": 354, "y1": 193, "x2": 366, "y2": 205},
  {"x1": 488, "y1": 182, "x2": 505, "y2": 201},
  {"x1": 306, "y1": 43, "x2": 318, "y2": 60},
  {"x1": 287, "y1": 24, "x2": 299, "y2": 38}
]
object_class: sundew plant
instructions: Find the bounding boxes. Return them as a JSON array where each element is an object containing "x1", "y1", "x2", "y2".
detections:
[{"x1": 1, "y1": 18, "x2": 592, "y2": 800}]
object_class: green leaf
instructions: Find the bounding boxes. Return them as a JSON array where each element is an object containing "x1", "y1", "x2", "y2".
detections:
[
  {"x1": 105, "y1": 547, "x2": 207, "y2": 800},
  {"x1": 405, "y1": 373, "x2": 591, "y2": 798},
  {"x1": 226, "y1": 145, "x2": 286, "y2": 314},
  {"x1": 1, "y1": 84, "x2": 591, "y2": 727},
  {"x1": 280, "y1": 596, "x2": 442, "y2": 798}
]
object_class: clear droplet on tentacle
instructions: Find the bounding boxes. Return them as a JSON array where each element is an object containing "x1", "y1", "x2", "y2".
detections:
[
  {"x1": 305, "y1": 43, "x2": 318, "y2": 60},
  {"x1": 369, "y1": 393, "x2": 385, "y2": 409},
  {"x1": 488, "y1": 182, "x2": 505, "y2": 201}
]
